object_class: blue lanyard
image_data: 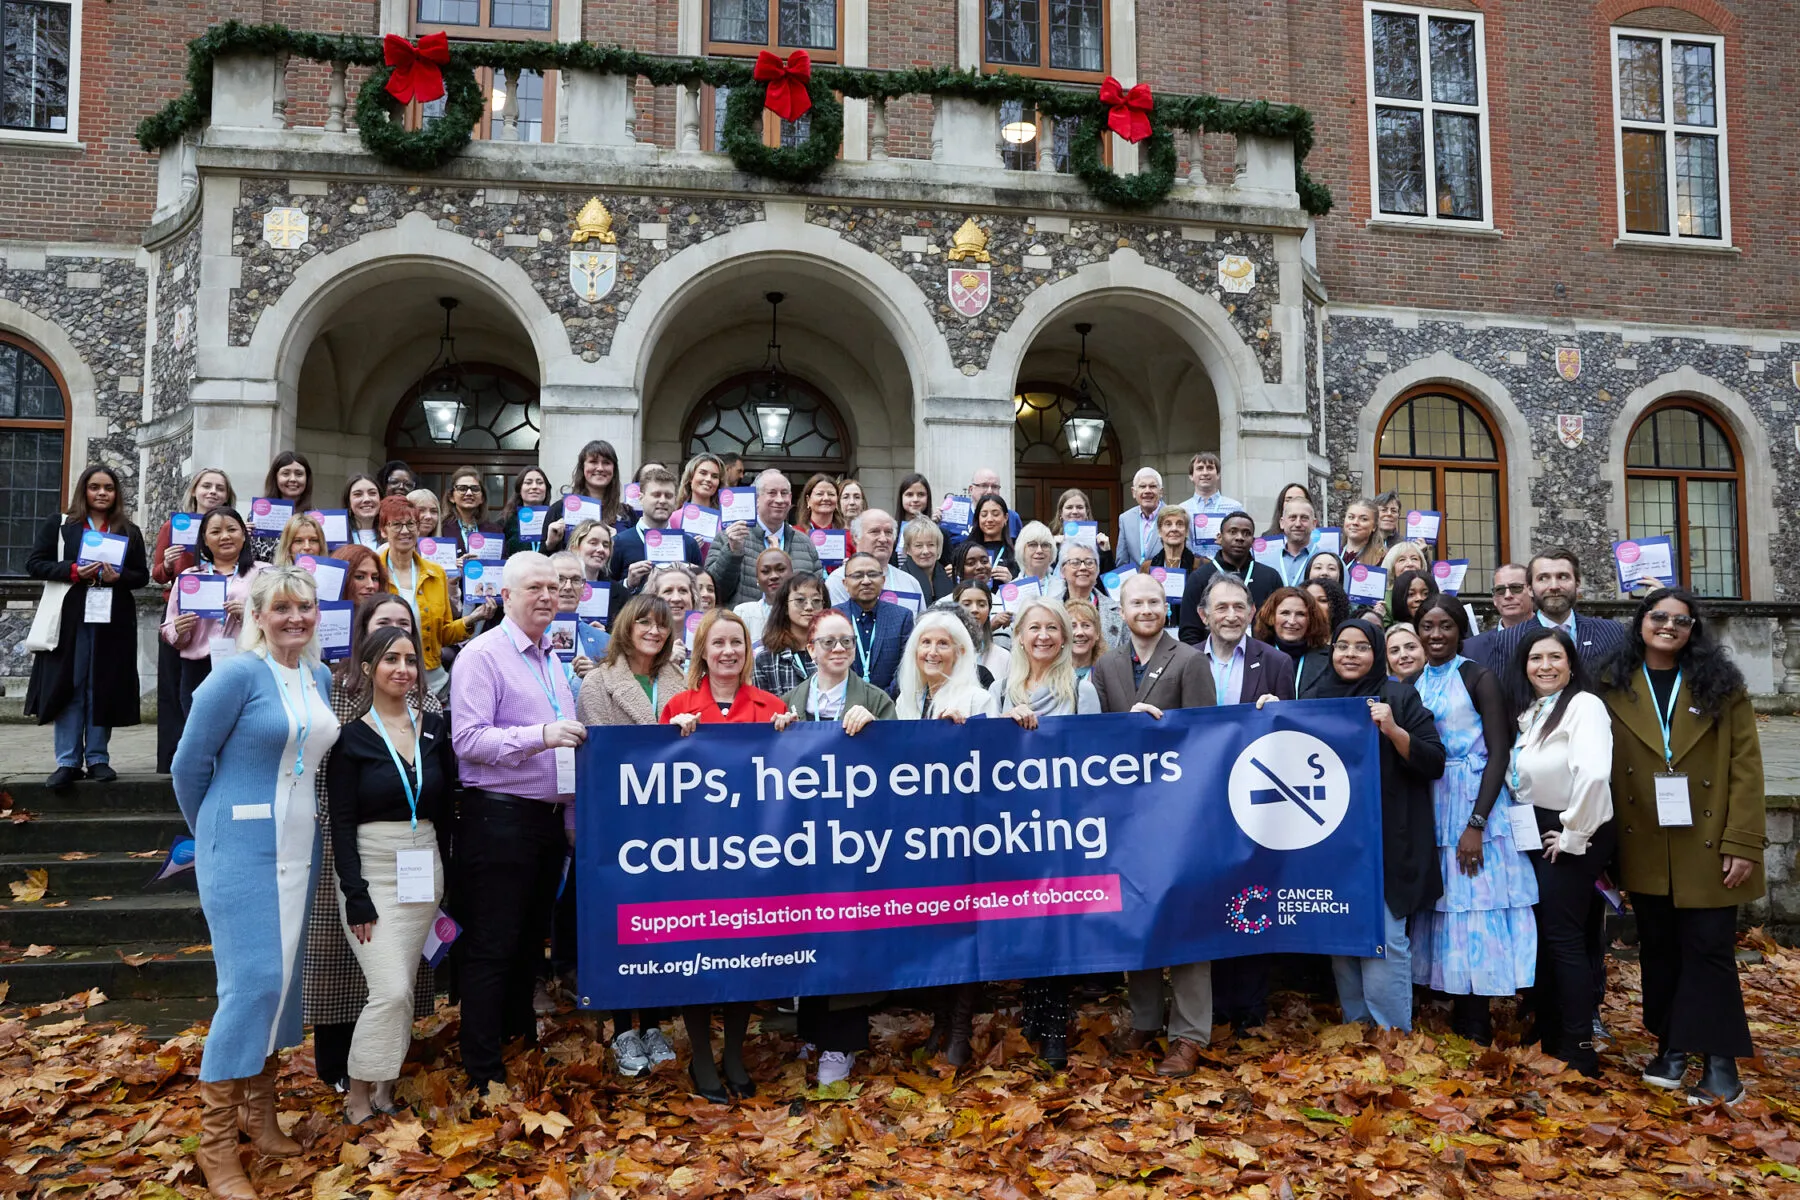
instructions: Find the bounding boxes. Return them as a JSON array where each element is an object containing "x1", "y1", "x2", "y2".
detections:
[
  {"x1": 1509, "y1": 692, "x2": 1561, "y2": 792},
  {"x1": 1642, "y1": 665, "x2": 1682, "y2": 768},
  {"x1": 525, "y1": 643, "x2": 563, "y2": 720},
  {"x1": 852, "y1": 613, "x2": 877, "y2": 682},
  {"x1": 263, "y1": 657, "x2": 314, "y2": 779},
  {"x1": 369, "y1": 707, "x2": 422, "y2": 828},
  {"x1": 1280, "y1": 550, "x2": 1309, "y2": 587},
  {"x1": 1294, "y1": 655, "x2": 1308, "y2": 696}
]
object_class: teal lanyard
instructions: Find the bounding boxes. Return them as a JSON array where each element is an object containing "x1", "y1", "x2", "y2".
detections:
[
  {"x1": 1294, "y1": 655, "x2": 1308, "y2": 696},
  {"x1": 1642, "y1": 665, "x2": 1682, "y2": 768},
  {"x1": 1509, "y1": 692, "x2": 1561, "y2": 792},
  {"x1": 1280, "y1": 551, "x2": 1308, "y2": 587},
  {"x1": 370, "y1": 708, "x2": 422, "y2": 828},
  {"x1": 263, "y1": 657, "x2": 313, "y2": 779},
  {"x1": 852, "y1": 615, "x2": 877, "y2": 682},
  {"x1": 525, "y1": 645, "x2": 563, "y2": 719}
]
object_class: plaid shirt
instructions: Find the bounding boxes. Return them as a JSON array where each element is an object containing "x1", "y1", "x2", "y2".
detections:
[{"x1": 753, "y1": 647, "x2": 815, "y2": 697}]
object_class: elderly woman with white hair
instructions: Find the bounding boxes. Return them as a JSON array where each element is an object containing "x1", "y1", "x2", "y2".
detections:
[
  {"x1": 1057, "y1": 540, "x2": 1126, "y2": 650},
  {"x1": 172, "y1": 566, "x2": 338, "y2": 1200},
  {"x1": 1011, "y1": 521, "x2": 1060, "y2": 596}
]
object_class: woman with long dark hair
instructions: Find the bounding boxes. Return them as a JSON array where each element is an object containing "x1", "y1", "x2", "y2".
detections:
[
  {"x1": 967, "y1": 494, "x2": 1018, "y2": 581},
  {"x1": 1409, "y1": 595, "x2": 1537, "y2": 1044},
  {"x1": 160, "y1": 506, "x2": 265, "y2": 724},
  {"x1": 1506, "y1": 625, "x2": 1613, "y2": 1077},
  {"x1": 153, "y1": 466, "x2": 236, "y2": 771},
  {"x1": 1391, "y1": 569, "x2": 1439, "y2": 629},
  {"x1": 502, "y1": 465, "x2": 554, "y2": 558},
  {"x1": 440, "y1": 465, "x2": 500, "y2": 560},
  {"x1": 1595, "y1": 589, "x2": 1765, "y2": 1103},
  {"x1": 343, "y1": 474, "x2": 383, "y2": 548},
  {"x1": 1299, "y1": 619, "x2": 1445, "y2": 1030},
  {"x1": 752, "y1": 574, "x2": 828, "y2": 695},
  {"x1": 1304, "y1": 577, "x2": 1351, "y2": 632},
  {"x1": 251, "y1": 452, "x2": 313, "y2": 562},
  {"x1": 895, "y1": 472, "x2": 934, "y2": 529},
  {"x1": 543, "y1": 439, "x2": 625, "y2": 551},
  {"x1": 25, "y1": 465, "x2": 148, "y2": 788}
]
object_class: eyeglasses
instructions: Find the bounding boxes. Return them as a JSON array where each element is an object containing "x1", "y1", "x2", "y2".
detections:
[
  {"x1": 556, "y1": 576, "x2": 584, "y2": 588},
  {"x1": 846, "y1": 570, "x2": 884, "y2": 582},
  {"x1": 793, "y1": 595, "x2": 825, "y2": 609},
  {"x1": 387, "y1": 521, "x2": 418, "y2": 533},
  {"x1": 1332, "y1": 641, "x2": 1374, "y2": 654},
  {"x1": 452, "y1": 484, "x2": 483, "y2": 494},
  {"x1": 812, "y1": 636, "x2": 855, "y2": 651},
  {"x1": 1646, "y1": 611, "x2": 1695, "y2": 628},
  {"x1": 1493, "y1": 582, "x2": 1528, "y2": 595}
]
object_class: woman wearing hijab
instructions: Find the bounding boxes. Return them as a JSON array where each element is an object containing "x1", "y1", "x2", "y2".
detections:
[
  {"x1": 1408, "y1": 596, "x2": 1537, "y2": 1045},
  {"x1": 1298, "y1": 619, "x2": 1446, "y2": 1031}
]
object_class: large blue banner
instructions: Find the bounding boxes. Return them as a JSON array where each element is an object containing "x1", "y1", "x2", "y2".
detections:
[{"x1": 575, "y1": 700, "x2": 1386, "y2": 1009}]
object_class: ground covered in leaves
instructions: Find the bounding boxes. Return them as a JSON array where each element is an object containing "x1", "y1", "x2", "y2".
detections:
[{"x1": 6, "y1": 935, "x2": 1800, "y2": 1200}]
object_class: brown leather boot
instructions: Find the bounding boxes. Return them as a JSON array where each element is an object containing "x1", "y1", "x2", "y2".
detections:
[
  {"x1": 237, "y1": 1055, "x2": 301, "y2": 1157},
  {"x1": 197, "y1": 1080, "x2": 258, "y2": 1200}
]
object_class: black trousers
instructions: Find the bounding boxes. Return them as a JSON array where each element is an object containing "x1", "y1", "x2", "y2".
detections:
[
  {"x1": 1633, "y1": 892, "x2": 1753, "y2": 1059},
  {"x1": 451, "y1": 791, "x2": 567, "y2": 1089},
  {"x1": 155, "y1": 639, "x2": 184, "y2": 774},
  {"x1": 549, "y1": 853, "x2": 577, "y2": 978},
  {"x1": 797, "y1": 997, "x2": 872, "y2": 1053},
  {"x1": 1213, "y1": 954, "x2": 1272, "y2": 1029},
  {"x1": 1528, "y1": 812, "x2": 1616, "y2": 1061},
  {"x1": 314, "y1": 1021, "x2": 353, "y2": 1086}
]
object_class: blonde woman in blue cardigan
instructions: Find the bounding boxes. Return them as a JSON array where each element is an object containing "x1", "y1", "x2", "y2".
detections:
[{"x1": 172, "y1": 566, "x2": 338, "y2": 1200}]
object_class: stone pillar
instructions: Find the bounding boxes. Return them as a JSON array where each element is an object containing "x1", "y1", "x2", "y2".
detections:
[
  {"x1": 931, "y1": 98, "x2": 1003, "y2": 169},
  {"x1": 561, "y1": 72, "x2": 639, "y2": 146},
  {"x1": 188, "y1": 380, "x2": 284, "y2": 495},
  {"x1": 1781, "y1": 617, "x2": 1800, "y2": 694},
  {"x1": 210, "y1": 53, "x2": 284, "y2": 130},
  {"x1": 539, "y1": 383, "x2": 641, "y2": 482},
  {"x1": 916, "y1": 395, "x2": 1015, "y2": 502}
]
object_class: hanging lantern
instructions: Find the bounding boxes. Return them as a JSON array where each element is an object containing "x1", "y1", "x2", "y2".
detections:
[
  {"x1": 414, "y1": 297, "x2": 468, "y2": 446},
  {"x1": 1062, "y1": 322, "x2": 1110, "y2": 461}
]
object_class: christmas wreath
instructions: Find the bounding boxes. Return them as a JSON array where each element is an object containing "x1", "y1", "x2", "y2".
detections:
[
  {"x1": 354, "y1": 60, "x2": 487, "y2": 173},
  {"x1": 1067, "y1": 117, "x2": 1180, "y2": 210},
  {"x1": 719, "y1": 74, "x2": 844, "y2": 185}
]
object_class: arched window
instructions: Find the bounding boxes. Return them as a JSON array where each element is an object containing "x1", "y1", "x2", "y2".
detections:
[
  {"x1": 1013, "y1": 383, "x2": 1121, "y2": 530},
  {"x1": 385, "y1": 363, "x2": 540, "y2": 509},
  {"x1": 1375, "y1": 388, "x2": 1507, "y2": 581},
  {"x1": 684, "y1": 372, "x2": 849, "y2": 478},
  {"x1": 1625, "y1": 399, "x2": 1744, "y2": 598},
  {"x1": 0, "y1": 334, "x2": 70, "y2": 575}
]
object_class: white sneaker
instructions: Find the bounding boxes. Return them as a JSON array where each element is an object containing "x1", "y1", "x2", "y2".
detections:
[
  {"x1": 817, "y1": 1050, "x2": 854, "y2": 1086},
  {"x1": 639, "y1": 1027, "x2": 677, "y2": 1066},
  {"x1": 612, "y1": 1030, "x2": 650, "y2": 1077}
]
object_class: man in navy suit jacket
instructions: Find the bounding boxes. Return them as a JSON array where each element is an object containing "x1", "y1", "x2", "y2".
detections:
[
  {"x1": 1477, "y1": 548, "x2": 1627, "y2": 677},
  {"x1": 611, "y1": 467, "x2": 704, "y2": 593},
  {"x1": 835, "y1": 552, "x2": 914, "y2": 694}
]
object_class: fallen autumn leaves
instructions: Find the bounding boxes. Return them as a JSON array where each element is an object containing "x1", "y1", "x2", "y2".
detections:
[{"x1": 4, "y1": 936, "x2": 1800, "y2": 1199}]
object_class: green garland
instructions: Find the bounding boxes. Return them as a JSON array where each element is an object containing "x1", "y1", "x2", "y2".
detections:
[
  {"x1": 720, "y1": 76, "x2": 844, "y2": 185},
  {"x1": 136, "y1": 20, "x2": 1333, "y2": 215},
  {"x1": 354, "y1": 63, "x2": 485, "y2": 173}
]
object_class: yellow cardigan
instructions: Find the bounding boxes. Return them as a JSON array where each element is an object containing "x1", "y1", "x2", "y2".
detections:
[{"x1": 381, "y1": 549, "x2": 473, "y2": 670}]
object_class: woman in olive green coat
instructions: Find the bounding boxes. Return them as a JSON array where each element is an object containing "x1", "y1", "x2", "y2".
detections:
[{"x1": 1597, "y1": 587, "x2": 1766, "y2": 1105}]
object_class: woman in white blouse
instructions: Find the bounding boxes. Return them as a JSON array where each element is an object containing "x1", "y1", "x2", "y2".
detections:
[{"x1": 1506, "y1": 625, "x2": 1614, "y2": 1078}]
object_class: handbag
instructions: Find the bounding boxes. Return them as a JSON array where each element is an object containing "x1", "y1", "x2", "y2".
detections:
[{"x1": 25, "y1": 581, "x2": 71, "y2": 654}]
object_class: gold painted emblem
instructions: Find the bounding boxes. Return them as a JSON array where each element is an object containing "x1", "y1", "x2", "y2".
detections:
[
  {"x1": 570, "y1": 196, "x2": 617, "y2": 245},
  {"x1": 945, "y1": 218, "x2": 991, "y2": 263}
]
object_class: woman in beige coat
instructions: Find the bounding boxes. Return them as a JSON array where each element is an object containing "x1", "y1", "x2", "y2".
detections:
[
  {"x1": 577, "y1": 592, "x2": 688, "y2": 1080},
  {"x1": 1596, "y1": 587, "x2": 1766, "y2": 1105}
]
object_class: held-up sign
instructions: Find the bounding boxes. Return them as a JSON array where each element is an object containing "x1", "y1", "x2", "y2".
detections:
[
  {"x1": 1404, "y1": 510, "x2": 1442, "y2": 543},
  {"x1": 811, "y1": 528, "x2": 847, "y2": 565},
  {"x1": 679, "y1": 504, "x2": 722, "y2": 543},
  {"x1": 295, "y1": 555, "x2": 347, "y2": 603},
  {"x1": 169, "y1": 513, "x2": 201, "y2": 547},
  {"x1": 1346, "y1": 563, "x2": 1388, "y2": 605},
  {"x1": 176, "y1": 573, "x2": 228, "y2": 619},
  {"x1": 1431, "y1": 559, "x2": 1469, "y2": 596},
  {"x1": 250, "y1": 498, "x2": 295, "y2": 534},
  {"x1": 1613, "y1": 537, "x2": 1676, "y2": 593},
  {"x1": 307, "y1": 509, "x2": 351, "y2": 547},
  {"x1": 77, "y1": 529, "x2": 129, "y2": 567},
  {"x1": 718, "y1": 487, "x2": 757, "y2": 524}
]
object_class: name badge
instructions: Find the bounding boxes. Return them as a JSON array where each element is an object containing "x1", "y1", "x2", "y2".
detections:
[
  {"x1": 209, "y1": 635, "x2": 239, "y2": 661},
  {"x1": 1654, "y1": 773, "x2": 1693, "y2": 827},
  {"x1": 232, "y1": 803, "x2": 272, "y2": 821},
  {"x1": 1505, "y1": 800, "x2": 1540, "y2": 852},
  {"x1": 394, "y1": 848, "x2": 437, "y2": 904},
  {"x1": 84, "y1": 586, "x2": 113, "y2": 623},
  {"x1": 555, "y1": 746, "x2": 576, "y2": 794}
]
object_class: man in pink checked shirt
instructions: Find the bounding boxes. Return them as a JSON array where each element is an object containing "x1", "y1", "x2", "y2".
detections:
[{"x1": 449, "y1": 551, "x2": 586, "y2": 1098}]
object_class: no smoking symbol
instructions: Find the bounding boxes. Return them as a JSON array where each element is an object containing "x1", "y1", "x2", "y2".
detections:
[{"x1": 1227, "y1": 732, "x2": 1350, "y2": 851}]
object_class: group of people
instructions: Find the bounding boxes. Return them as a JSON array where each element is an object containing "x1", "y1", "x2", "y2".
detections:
[{"x1": 18, "y1": 446, "x2": 1768, "y2": 1200}]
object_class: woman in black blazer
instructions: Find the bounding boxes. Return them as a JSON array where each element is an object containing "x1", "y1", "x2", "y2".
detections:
[{"x1": 25, "y1": 465, "x2": 149, "y2": 789}]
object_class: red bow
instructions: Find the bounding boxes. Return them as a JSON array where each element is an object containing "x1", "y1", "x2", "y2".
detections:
[
  {"x1": 1099, "y1": 76, "x2": 1154, "y2": 144},
  {"x1": 382, "y1": 32, "x2": 451, "y2": 106},
  {"x1": 753, "y1": 49, "x2": 813, "y2": 122}
]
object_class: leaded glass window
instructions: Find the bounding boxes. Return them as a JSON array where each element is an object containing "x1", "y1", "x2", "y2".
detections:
[
  {"x1": 984, "y1": 0, "x2": 1105, "y2": 76},
  {"x1": 1366, "y1": 6, "x2": 1488, "y2": 225},
  {"x1": 710, "y1": 0, "x2": 836, "y2": 49},
  {"x1": 1613, "y1": 29, "x2": 1727, "y2": 241},
  {"x1": 1, "y1": 0, "x2": 71, "y2": 133},
  {"x1": 1375, "y1": 391, "x2": 1506, "y2": 582},
  {"x1": 0, "y1": 336, "x2": 68, "y2": 576},
  {"x1": 684, "y1": 374, "x2": 849, "y2": 476},
  {"x1": 1625, "y1": 403, "x2": 1743, "y2": 598}
]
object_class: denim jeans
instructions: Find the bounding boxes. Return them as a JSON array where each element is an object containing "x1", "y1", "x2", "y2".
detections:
[
  {"x1": 1332, "y1": 902, "x2": 1413, "y2": 1031},
  {"x1": 52, "y1": 624, "x2": 110, "y2": 769}
]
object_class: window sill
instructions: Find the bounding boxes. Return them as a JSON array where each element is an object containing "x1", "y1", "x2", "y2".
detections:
[
  {"x1": 1366, "y1": 218, "x2": 1503, "y2": 238},
  {"x1": 0, "y1": 134, "x2": 84, "y2": 153},
  {"x1": 1612, "y1": 237, "x2": 1740, "y2": 256}
]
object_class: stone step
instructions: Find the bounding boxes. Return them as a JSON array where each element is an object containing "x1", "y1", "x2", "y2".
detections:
[
  {"x1": 0, "y1": 941, "x2": 216, "y2": 1003},
  {"x1": 0, "y1": 774, "x2": 180, "y2": 814},
  {"x1": 0, "y1": 894, "x2": 209, "y2": 946},
  {"x1": 1, "y1": 852, "x2": 198, "y2": 897},
  {"x1": 6, "y1": 812, "x2": 192, "y2": 855}
]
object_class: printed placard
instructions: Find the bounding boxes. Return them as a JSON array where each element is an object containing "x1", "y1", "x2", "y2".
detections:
[
  {"x1": 77, "y1": 529, "x2": 128, "y2": 567},
  {"x1": 423, "y1": 909, "x2": 461, "y2": 967},
  {"x1": 1063, "y1": 520, "x2": 1098, "y2": 548},
  {"x1": 1101, "y1": 565, "x2": 1139, "y2": 593},
  {"x1": 294, "y1": 555, "x2": 346, "y2": 603},
  {"x1": 250, "y1": 497, "x2": 295, "y2": 534},
  {"x1": 939, "y1": 494, "x2": 974, "y2": 534},
  {"x1": 417, "y1": 537, "x2": 461, "y2": 577},
  {"x1": 1505, "y1": 801, "x2": 1540, "y2": 852},
  {"x1": 516, "y1": 506, "x2": 547, "y2": 540},
  {"x1": 684, "y1": 608, "x2": 705, "y2": 649},
  {"x1": 717, "y1": 487, "x2": 756, "y2": 524},
  {"x1": 1251, "y1": 536, "x2": 1284, "y2": 572},
  {"x1": 1312, "y1": 527, "x2": 1342, "y2": 557},
  {"x1": 1613, "y1": 536, "x2": 1676, "y2": 592},
  {"x1": 578, "y1": 580, "x2": 612, "y2": 624},
  {"x1": 317, "y1": 600, "x2": 353, "y2": 662},
  {"x1": 810, "y1": 528, "x2": 848, "y2": 564},
  {"x1": 1431, "y1": 559, "x2": 1469, "y2": 596},
  {"x1": 624, "y1": 483, "x2": 644, "y2": 512},
  {"x1": 1190, "y1": 511, "x2": 1224, "y2": 544},
  {"x1": 307, "y1": 509, "x2": 350, "y2": 547},
  {"x1": 465, "y1": 531, "x2": 502, "y2": 563},
  {"x1": 1151, "y1": 566, "x2": 1186, "y2": 601},
  {"x1": 169, "y1": 513, "x2": 201, "y2": 547},
  {"x1": 1346, "y1": 562, "x2": 1388, "y2": 604},
  {"x1": 1404, "y1": 510, "x2": 1443, "y2": 542},
  {"x1": 463, "y1": 560, "x2": 500, "y2": 605},
  {"x1": 176, "y1": 573, "x2": 228, "y2": 619},
  {"x1": 679, "y1": 503, "x2": 722, "y2": 543},
  {"x1": 644, "y1": 528, "x2": 683, "y2": 564},
  {"x1": 548, "y1": 614, "x2": 580, "y2": 662},
  {"x1": 562, "y1": 494, "x2": 594, "y2": 524}
]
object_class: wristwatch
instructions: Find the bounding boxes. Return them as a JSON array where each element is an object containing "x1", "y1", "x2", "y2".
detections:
[{"x1": 1465, "y1": 813, "x2": 1488, "y2": 830}]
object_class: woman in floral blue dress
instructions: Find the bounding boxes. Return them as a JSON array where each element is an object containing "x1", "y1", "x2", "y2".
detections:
[{"x1": 1410, "y1": 595, "x2": 1537, "y2": 1043}]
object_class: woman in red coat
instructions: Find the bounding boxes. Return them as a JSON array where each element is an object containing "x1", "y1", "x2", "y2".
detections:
[{"x1": 662, "y1": 608, "x2": 793, "y2": 1102}]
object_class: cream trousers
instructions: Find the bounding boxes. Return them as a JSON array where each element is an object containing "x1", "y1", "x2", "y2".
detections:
[{"x1": 340, "y1": 820, "x2": 443, "y2": 1081}]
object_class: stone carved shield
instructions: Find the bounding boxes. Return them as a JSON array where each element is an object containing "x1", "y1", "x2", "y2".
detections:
[
  {"x1": 1556, "y1": 347, "x2": 1582, "y2": 382},
  {"x1": 569, "y1": 249, "x2": 617, "y2": 302},
  {"x1": 1556, "y1": 413, "x2": 1585, "y2": 448},
  {"x1": 947, "y1": 266, "x2": 991, "y2": 318}
]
